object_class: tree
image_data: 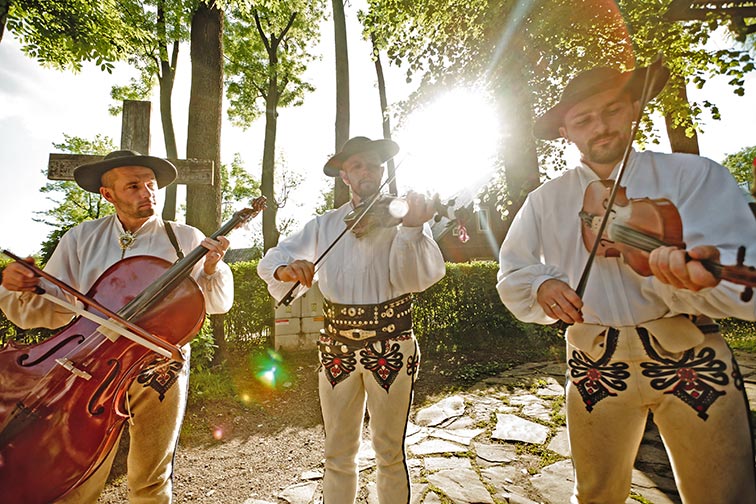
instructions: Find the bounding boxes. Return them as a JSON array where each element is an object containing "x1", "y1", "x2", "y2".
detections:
[
  {"x1": 35, "y1": 134, "x2": 117, "y2": 262},
  {"x1": 332, "y1": 0, "x2": 351, "y2": 207},
  {"x1": 109, "y1": 0, "x2": 193, "y2": 221},
  {"x1": 722, "y1": 145, "x2": 756, "y2": 188},
  {"x1": 224, "y1": 0, "x2": 326, "y2": 252},
  {"x1": 361, "y1": 0, "x2": 755, "y2": 221},
  {"x1": 221, "y1": 153, "x2": 262, "y2": 221},
  {"x1": 185, "y1": 0, "x2": 226, "y2": 362},
  {"x1": 1, "y1": 0, "x2": 125, "y2": 70}
]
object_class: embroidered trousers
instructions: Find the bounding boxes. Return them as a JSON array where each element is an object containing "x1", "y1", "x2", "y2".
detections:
[
  {"x1": 565, "y1": 327, "x2": 756, "y2": 504},
  {"x1": 318, "y1": 336, "x2": 419, "y2": 504},
  {"x1": 58, "y1": 349, "x2": 190, "y2": 504}
]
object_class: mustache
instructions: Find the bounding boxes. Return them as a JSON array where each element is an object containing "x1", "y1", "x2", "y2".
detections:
[{"x1": 588, "y1": 133, "x2": 618, "y2": 147}]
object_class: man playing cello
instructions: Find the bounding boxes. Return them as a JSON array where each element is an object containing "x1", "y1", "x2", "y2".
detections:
[{"x1": 0, "y1": 150, "x2": 234, "y2": 503}]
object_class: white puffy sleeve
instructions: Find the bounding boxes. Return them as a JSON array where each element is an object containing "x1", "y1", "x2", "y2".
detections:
[{"x1": 497, "y1": 196, "x2": 569, "y2": 324}]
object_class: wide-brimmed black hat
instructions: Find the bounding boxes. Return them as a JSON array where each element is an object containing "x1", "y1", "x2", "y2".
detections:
[
  {"x1": 533, "y1": 64, "x2": 670, "y2": 140},
  {"x1": 323, "y1": 136, "x2": 399, "y2": 176},
  {"x1": 74, "y1": 149, "x2": 178, "y2": 193}
]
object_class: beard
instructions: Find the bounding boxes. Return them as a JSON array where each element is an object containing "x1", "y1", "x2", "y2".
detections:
[
  {"x1": 135, "y1": 207, "x2": 156, "y2": 218},
  {"x1": 585, "y1": 132, "x2": 627, "y2": 166},
  {"x1": 353, "y1": 180, "x2": 380, "y2": 201}
]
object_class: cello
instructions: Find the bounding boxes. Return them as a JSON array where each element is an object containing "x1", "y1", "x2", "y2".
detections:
[{"x1": 0, "y1": 197, "x2": 265, "y2": 503}]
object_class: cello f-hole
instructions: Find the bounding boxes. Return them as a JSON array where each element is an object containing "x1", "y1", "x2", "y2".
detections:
[
  {"x1": 18, "y1": 335, "x2": 86, "y2": 367},
  {"x1": 88, "y1": 359, "x2": 121, "y2": 416}
]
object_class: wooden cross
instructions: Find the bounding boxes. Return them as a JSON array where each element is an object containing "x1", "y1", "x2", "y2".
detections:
[{"x1": 46, "y1": 100, "x2": 214, "y2": 190}]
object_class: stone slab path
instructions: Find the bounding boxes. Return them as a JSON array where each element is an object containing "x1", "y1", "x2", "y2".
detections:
[{"x1": 250, "y1": 351, "x2": 756, "y2": 504}]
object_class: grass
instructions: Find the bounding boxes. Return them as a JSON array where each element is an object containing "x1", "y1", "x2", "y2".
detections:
[{"x1": 722, "y1": 319, "x2": 756, "y2": 352}]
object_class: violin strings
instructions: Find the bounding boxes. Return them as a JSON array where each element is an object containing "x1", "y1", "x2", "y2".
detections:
[{"x1": 610, "y1": 224, "x2": 723, "y2": 276}]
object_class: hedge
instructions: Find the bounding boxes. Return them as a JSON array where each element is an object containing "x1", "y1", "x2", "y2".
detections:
[
  {"x1": 0, "y1": 260, "x2": 542, "y2": 347},
  {"x1": 1, "y1": 260, "x2": 751, "y2": 358}
]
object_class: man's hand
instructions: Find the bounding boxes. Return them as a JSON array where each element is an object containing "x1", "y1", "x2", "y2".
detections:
[
  {"x1": 648, "y1": 245, "x2": 720, "y2": 291},
  {"x1": 401, "y1": 191, "x2": 435, "y2": 227},
  {"x1": 537, "y1": 278, "x2": 584, "y2": 324},
  {"x1": 275, "y1": 260, "x2": 315, "y2": 288},
  {"x1": 1, "y1": 257, "x2": 40, "y2": 292},
  {"x1": 202, "y1": 236, "x2": 230, "y2": 275}
]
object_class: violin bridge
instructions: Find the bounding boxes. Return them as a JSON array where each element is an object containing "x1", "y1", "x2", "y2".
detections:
[{"x1": 55, "y1": 357, "x2": 92, "y2": 380}]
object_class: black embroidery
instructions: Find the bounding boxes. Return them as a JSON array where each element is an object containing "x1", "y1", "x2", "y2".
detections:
[
  {"x1": 136, "y1": 358, "x2": 183, "y2": 401},
  {"x1": 360, "y1": 340, "x2": 404, "y2": 392},
  {"x1": 406, "y1": 353, "x2": 420, "y2": 377},
  {"x1": 321, "y1": 348, "x2": 357, "y2": 387},
  {"x1": 638, "y1": 328, "x2": 728, "y2": 420},
  {"x1": 568, "y1": 329, "x2": 630, "y2": 412},
  {"x1": 731, "y1": 355, "x2": 745, "y2": 391}
]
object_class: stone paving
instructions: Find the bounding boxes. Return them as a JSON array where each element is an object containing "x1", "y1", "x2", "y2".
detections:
[{"x1": 248, "y1": 351, "x2": 756, "y2": 504}]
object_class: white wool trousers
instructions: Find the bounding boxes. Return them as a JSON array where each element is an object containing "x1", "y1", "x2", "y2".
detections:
[
  {"x1": 565, "y1": 326, "x2": 756, "y2": 504},
  {"x1": 57, "y1": 349, "x2": 190, "y2": 504},
  {"x1": 318, "y1": 335, "x2": 419, "y2": 504}
]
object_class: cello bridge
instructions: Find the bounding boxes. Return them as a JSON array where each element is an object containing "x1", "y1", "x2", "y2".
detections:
[{"x1": 55, "y1": 358, "x2": 92, "y2": 380}]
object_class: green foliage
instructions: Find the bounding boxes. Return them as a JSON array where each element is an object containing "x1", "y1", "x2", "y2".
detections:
[
  {"x1": 221, "y1": 153, "x2": 262, "y2": 221},
  {"x1": 721, "y1": 145, "x2": 756, "y2": 189},
  {"x1": 413, "y1": 261, "x2": 560, "y2": 352},
  {"x1": 108, "y1": 75, "x2": 154, "y2": 116},
  {"x1": 190, "y1": 318, "x2": 218, "y2": 371},
  {"x1": 361, "y1": 0, "x2": 755, "y2": 203},
  {"x1": 721, "y1": 318, "x2": 756, "y2": 353},
  {"x1": 223, "y1": 0, "x2": 326, "y2": 128},
  {"x1": 34, "y1": 134, "x2": 117, "y2": 260},
  {"x1": 5, "y1": 0, "x2": 126, "y2": 71},
  {"x1": 107, "y1": 0, "x2": 193, "y2": 114},
  {"x1": 223, "y1": 260, "x2": 274, "y2": 350}
]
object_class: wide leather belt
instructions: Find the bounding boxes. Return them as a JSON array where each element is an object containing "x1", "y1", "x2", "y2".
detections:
[{"x1": 322, "y1": 294, "x2": 413, "y2": 345}]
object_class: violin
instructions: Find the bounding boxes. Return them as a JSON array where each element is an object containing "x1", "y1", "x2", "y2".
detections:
[
  {"x1": 344, "y1": 194, "x2": 470, "y2": 239},
  {"x1": 579, "y1": 180, "x2": 756, "y2": 301},
  {"x1": 277, "y1": 193, "x2": 470, "y2": 307}
]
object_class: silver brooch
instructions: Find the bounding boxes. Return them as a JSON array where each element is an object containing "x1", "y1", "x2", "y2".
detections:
[{"x1": 118, "y1": 231, "x2": 137, "y2": 251}]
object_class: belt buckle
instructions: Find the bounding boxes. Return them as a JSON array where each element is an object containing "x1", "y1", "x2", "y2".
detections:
[{"x1": 339, "y1": 328, "x2": 376, "y2": 341}]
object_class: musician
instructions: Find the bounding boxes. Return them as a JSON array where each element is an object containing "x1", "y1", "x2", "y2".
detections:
[
  {"x1": 497, "y1": 65, "x2": 756, "y2": 503},
  {"x1": 257, "y1": 136, "x2": 445, "y2": 504},
  {"x1": 0, "y1": 150, "x2": 234, "y2": 503}
]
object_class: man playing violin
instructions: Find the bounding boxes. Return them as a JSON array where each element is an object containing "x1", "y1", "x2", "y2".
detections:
[
  {"x1": 257, "y1": 136, "x2": 445, "y2": 504},
  {"x1": 497, "y1": 65, "x2": 756, "y2": 503},
  {"x1": 0, "y1": 150, "x2": 234, "y2": 503}
]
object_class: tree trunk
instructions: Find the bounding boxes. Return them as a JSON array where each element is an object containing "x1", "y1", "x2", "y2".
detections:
[
  {"x1": 498, "y1": 44, "x2": 539, "y2": 223},
  {"x1": 186, "y1": 1, "x2": 225, "y2": 359},
  {"x1": 186, "y1": 2, "x2": 223, "y2": 236},
  {"x1": 0, "y1": 0, "x2": 9, "y2": 44},
  {"x1": 372, "y1": 37, "x2": 397, "y2": 196},
  {"x1": 157, "y1": 1, "x2": 180, "y2": 221},
  {"x1": 261, "y1": 71, "x2": 281, "y2": 252},
  {"x1": 332, "y1": 0, "x2": 350, "y2": 207},
  {"x1": 664, "y1": 80, "x2": 700, "y2": 155}
]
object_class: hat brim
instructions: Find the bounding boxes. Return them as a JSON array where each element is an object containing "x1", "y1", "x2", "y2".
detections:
[
  {"x1": 74, "y1": 155, "x2": 178, "y2": 193},
  {"x1": 323, "y1": 139, "x2": 399, "y2": 177},
  {"x1": 533, "y1": 65, "x2": 670, "y2": 141}
]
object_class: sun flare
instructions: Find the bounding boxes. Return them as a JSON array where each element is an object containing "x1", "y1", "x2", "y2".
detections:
[{"x1": 394, "y1": 88, "x2": 501, "y2": 199}]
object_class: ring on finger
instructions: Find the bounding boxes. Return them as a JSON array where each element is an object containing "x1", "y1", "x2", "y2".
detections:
[{"x1": 549, "y1": 302, "x2": 558, "y2": 309}]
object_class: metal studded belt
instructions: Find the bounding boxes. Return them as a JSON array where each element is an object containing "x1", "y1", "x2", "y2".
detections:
[{"x1": 322, "y1": 294, "x2": 413, "y2": 346}]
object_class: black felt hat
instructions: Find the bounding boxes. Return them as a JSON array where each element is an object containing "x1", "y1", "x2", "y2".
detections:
[
  {"x1": 323, "y1": 137, "x2": 399, "y2": 177},
  {"x1": 533, "y1": 64, "x2": 670, "y2": 140},
  {"x1": 74, "y1": 150, "x2": 177, "y2": 193}
]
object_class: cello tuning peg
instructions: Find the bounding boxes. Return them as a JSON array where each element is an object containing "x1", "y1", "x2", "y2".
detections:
[{"x1": 741, "y1": 286, "x2": 753, "y2": 303}]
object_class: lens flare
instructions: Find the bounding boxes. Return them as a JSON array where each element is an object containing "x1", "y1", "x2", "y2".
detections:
[{"x1": 250, "y1": 348, "x2": 291, "y2": 390}]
